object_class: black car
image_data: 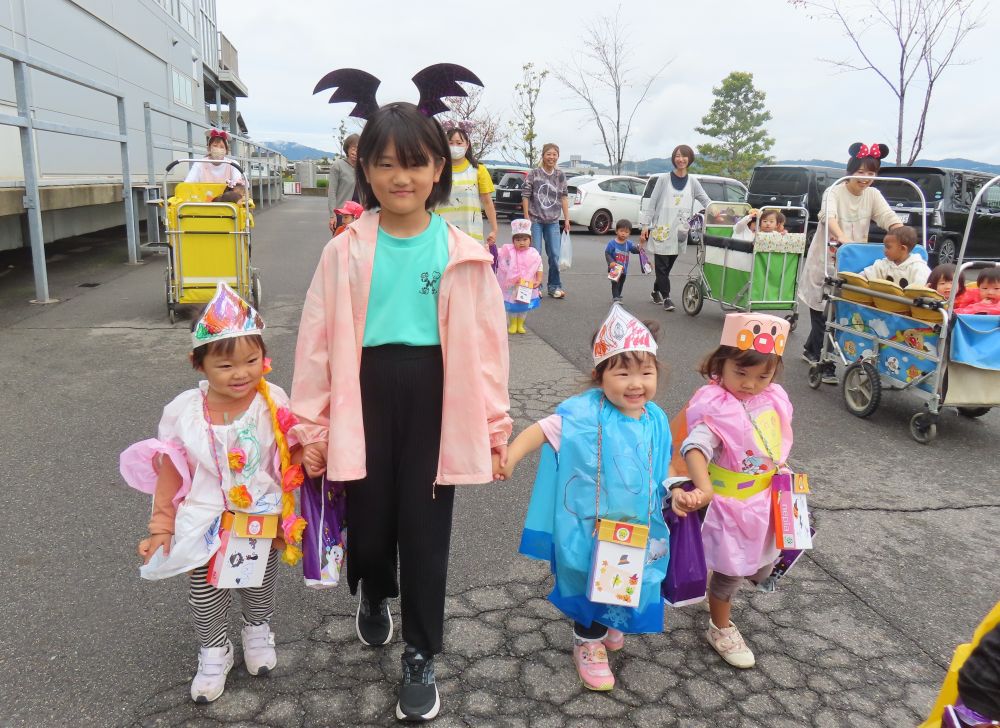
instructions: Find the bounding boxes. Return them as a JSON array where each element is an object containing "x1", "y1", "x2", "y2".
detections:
[
  {"x1": 494, "y1": 171, "x2": 528, "y2": 219},
  {"x1": 873, "y1": 166, "x2": 1000, "y2": 266},
  {"x1": 747, "y1": 165, "x2": 841, "y2": 234}
]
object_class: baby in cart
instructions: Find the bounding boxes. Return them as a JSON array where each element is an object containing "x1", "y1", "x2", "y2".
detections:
[
  {"x1": 955, "y1": 269, "x2": 1000, "y2": 315},
  {"x1": 732, "y1": 209, "x2": 784, "y2": 242},
  {"x1": 860, "y1": 225, "x2": 930, "y2": 288}
]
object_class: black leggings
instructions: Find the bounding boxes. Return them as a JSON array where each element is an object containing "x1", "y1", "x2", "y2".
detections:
[
  {"x1": 611, "y1": 273, "x2": 627, "y2": 298},
  {"x1": 653, "y1": 254, "x2": 678, "y2": 298},
  {"x1": 346, "y1": 344, "x2": 454, "y2": 655}
]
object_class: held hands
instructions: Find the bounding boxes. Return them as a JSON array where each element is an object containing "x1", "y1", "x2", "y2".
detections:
[
  {"x1": 329, "y1": 217, "x2": 337, "y2": 235},
  {"x1": 640, "y1": 227, "x2": 650, "y2": 243},
  {"x1": 671, "y1": 487, "x2": 706, "y2": 517},
  {"x1": 302, "y1": 442, "x2": 328, "y2": 478},
  {"x1": 487, "y1": 230, "x2": 497, "y2": 245},
  {"x1": 491, "y1": 444, "x2": 509, "y2": 481},
  {"x1": 138, "y1": 533, "x2": 172, "y2": 564}
]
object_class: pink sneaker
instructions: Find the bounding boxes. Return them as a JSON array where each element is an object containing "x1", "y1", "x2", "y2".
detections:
[
  {"x1": 573, "y1": 640, "x2": 615, "y2": 691},
  {"x1": 603, "y1": 628, "x2": 624, "y2": 652}
]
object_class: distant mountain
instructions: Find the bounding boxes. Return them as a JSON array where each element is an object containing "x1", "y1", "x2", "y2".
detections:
[
  {"x1": 779, "y1": 158, "x2": 1000, "y2": 175},
  {"x1": 263, "y1": 140, "x2": 337, "y2": 161}
]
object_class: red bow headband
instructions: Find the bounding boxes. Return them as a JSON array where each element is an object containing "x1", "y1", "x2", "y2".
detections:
[
  {"x1": 207, "y1": 128, "x2": 230, "y2": 141},
  {"x1": 849, "y1": 142, "x2": 888, "y2": 160}
]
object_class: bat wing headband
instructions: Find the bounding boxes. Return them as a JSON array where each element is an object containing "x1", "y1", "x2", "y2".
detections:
[{"x1": 313, "y1": 64, "x2": 484, "y2": 119}]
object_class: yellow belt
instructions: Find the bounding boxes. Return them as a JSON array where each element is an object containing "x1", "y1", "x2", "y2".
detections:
[{"x1": 708, "y1": 464, "x2": 774, "y2": 500}]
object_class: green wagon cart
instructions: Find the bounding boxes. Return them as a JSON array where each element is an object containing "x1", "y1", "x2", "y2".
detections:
[{"x1": 681, "y1": 202, "x2": 809, "y2": 330}]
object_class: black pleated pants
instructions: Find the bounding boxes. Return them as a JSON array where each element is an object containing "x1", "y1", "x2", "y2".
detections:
[{"x1": 346, "y1": 344, "x2": 454, "y2": 655}]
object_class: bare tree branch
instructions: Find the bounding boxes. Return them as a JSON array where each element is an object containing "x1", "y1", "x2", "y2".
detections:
[
  {"x1": 791, "y1": 0, "x2": 983, "y2": 165},
  {"x1": 441, "y1": 87, "x2": 507, "y2": 159}
]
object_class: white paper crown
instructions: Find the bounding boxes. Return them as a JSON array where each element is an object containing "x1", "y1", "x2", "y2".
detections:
[
  {"x1": 592, "y1": 303, "x2": 657, "y2": 365},
  {"x1": 191, "y1": 282, "x2": 265, "y2": 348},
  {"x1": 510, "y1": 219, "x2": 532, "y2": 237}
]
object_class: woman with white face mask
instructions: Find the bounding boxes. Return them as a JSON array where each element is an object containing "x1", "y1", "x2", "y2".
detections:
[
  {"x1": 184, "y1": 128, "x2": 247, "y2": 187},
  {"x1": 434, "y1": 126, "x2": 499, "y2": 255}
]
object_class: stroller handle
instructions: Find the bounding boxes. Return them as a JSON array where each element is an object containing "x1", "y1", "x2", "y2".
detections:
[{"x1": 165, "y1": 158, "x2": 245, "y2": 174}]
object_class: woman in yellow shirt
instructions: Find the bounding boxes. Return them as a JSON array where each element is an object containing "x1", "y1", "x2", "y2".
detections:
[{"x1": 436, "y1": 126, "x2": 499, "y2": 252}]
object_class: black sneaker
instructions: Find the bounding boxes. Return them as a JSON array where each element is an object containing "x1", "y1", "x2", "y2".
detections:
[
  {"x1": 356, "y1": 587, "x2": 393, "y2": 646},
  {"x1": 663, "y1": 298, "x2": 676, "y2": 312},
  {"x1": 395, "y1": 645, "x2": 440, "y2": 722},
  {"x1": 650, "y1": 291, "x2": 664, "y2": 304}
]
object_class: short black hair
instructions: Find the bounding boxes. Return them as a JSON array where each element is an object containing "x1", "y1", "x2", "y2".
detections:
[
  {"x1": 698, "y1": 345, "x2": 783, "y2": 383},
  {"x1": 886, "y1": 225, "x2": 918, "y2": 250},
  {"x1": 977, "y1": 268, "x2": 1000, "y2": 287},
  {"x1": 446, "y1": 127, "x2": 479, "y2": 168},
  {"x1": 846, "y1": 156, "x2": 881, "y2": 175},
  {"x1": 615, "y1": 218, "x2": 631, "y2": 231},
  {"x1": 191, "y1": 334, "x2": 266, "y2": 370},
  {"x1": 354, "y1": 102, "x2": 452, "y2": 211}
]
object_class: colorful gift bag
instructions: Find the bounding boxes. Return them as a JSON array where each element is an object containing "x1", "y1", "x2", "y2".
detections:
[
  {"x1": 772, "y1": 473, "x2": 813, "y2": 550},
  {"x1": 300, "y1": 476, "x2": 347, "y2": 589},
  {"x1": 206, "y1": 511, "x2": 278, "y2": 588},
  {"x1": 638, "y1": 248, "x2": 653, "y2": 275},
  {"x1": 662, "y1": 482, "x2": 708, "y2": 606},
  {"x1": 587, "y1": 518, "x2": 647, "y2": 608}
]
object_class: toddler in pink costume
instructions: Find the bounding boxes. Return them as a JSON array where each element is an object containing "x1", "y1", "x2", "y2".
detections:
[
  {"x1": 495, "y1": 218, "x2": 543, "y2": 334},
  {"x1": 680, "y1": 312, "x2": 793, "y2": 670}
]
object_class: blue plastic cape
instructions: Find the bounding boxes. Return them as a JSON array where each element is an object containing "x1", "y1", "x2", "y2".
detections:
[
  {"x1": 519, "y1": 389, "x2": 671, "y2": 633},
  {"x1": 950, "y1": 314, "x2": 1000, "y2": 371}
]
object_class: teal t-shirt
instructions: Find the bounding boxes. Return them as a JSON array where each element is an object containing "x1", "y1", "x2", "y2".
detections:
[{"x1": 363, "y1": 213, "x2": 450, "y2": 347}]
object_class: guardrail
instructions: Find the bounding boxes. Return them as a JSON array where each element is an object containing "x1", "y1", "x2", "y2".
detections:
[{"x1": 0, "y1": 42, "x2": 139, "y2": 303}]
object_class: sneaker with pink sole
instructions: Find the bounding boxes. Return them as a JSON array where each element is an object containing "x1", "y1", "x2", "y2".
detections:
[
  {"x1": 706, "y1": 619, "x2": 755, "y2": 668},
  {"x1": 603, "y1": 628, "x2": 624, "y2": 652},
  {"x1": 573, "y1": 640, "x2": 615, "y2": 691}
]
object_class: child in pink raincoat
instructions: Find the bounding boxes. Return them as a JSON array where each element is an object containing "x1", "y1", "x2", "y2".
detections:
[
  {"x1": 495, "y1": 218, "x2": 543, "y2": 335},
  {"x1": 679, "y1": 313, "x2": 794, "y2": 671}
]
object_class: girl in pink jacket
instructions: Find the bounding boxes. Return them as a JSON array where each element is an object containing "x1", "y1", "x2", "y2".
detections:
[{"x1": 290, "y1": 100, "x2": 511, "y2": 722}]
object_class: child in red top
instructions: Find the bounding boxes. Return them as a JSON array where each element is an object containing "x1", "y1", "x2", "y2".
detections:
[{"x1": 955, "y1": 269, "x2": 1000, "y2": 314}]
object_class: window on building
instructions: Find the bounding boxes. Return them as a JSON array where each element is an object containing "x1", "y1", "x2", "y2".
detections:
[{"x1": 172, "y1": 68, "x2": 195, "y2": 109}]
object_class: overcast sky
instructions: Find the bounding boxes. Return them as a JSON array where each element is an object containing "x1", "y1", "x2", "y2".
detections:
[{"x1": 216, "y1": 0, "x2": 998, "y2": 165}]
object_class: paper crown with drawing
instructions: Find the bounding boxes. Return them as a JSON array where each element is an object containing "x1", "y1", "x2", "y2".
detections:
[
  {"x1": 592, "y1": 303, "x2": 658, "y2": 366},
  {"x1": 719, "y1": 312, "x2": 789, "y2": 356},
  {"x1": 191, "y1": 281, "x2": 264, "y2": 348}
]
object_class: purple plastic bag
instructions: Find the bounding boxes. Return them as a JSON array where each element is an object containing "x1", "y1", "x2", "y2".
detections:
[
  {"x1": 489, "y1": 243, "x2": 499, "y2": 274},
  {"x1": 300, "y1": 476, "x2": 347, "y2": 589},
  {"x1": 662, "y1": 483, "x2": 708, "y2": 607},
  {"x1": 638, "y1": 248, "x2": 652, "y2": 275}
]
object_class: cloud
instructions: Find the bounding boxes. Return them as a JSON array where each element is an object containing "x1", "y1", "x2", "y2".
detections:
[{"x1": 216, "y1": 1, "x2": 1000, "y2": 165}]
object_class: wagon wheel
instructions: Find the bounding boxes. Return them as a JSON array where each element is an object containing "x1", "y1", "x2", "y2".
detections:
[
  {"x1": 785, "y1": 313, "x2": 798, "y2": 333},
  {"x1": 842, "y1": 361, "x2": 881, "y2": 418},
  {"x1": 251, "y1": 269, "x2": 262, "y2": 309},
  {"x1": 164, "y1": 269, "x2": 175, "y2": 324},
  {"x1": 681, "y1": 279, "x2": 703, "y2": 316},
  {"x1": 807, "y1": 363, "x2": 823, "y2": 390},
  {"x1": 909, "y1": 412, "x2": 938, "y2": 444},
  {"x1": 957, "y1": 406, "x2": 991, "y2": 418}
]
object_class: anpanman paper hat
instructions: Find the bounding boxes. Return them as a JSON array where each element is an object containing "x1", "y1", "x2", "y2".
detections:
[
  {"x1": 191, "y1": 282, "x2": 264, "y2": 349},
  {"x1": 511, "y1": 219, "x2": 532, "y2": 237},
  {"x1": 592, "y1": 302, "x2": 657, "y2": 366},
  {"x1": 720, "y1": 313, "x2": 789, "y2": 356}
]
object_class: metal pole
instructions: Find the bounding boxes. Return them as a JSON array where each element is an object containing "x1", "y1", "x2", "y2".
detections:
[
  {"x1": 118, "y1": 97, "x2": 139, "y2": 264},
  {"x1": 186, "y1": 120, "x2": 194, "y2": 156},
  {"x1": 13, "y1": 60, "x2": 55, "y2": 303},
  {"x1": 214, "y1": 85, "x2": 222, "y2": 128},
  {"x1": 143, "y1": 102, "x2": 159, "y2": 245}
]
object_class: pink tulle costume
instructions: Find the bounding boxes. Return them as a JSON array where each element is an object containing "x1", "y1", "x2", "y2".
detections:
[
  {"x1": 495, "y1": 243, "x2": 542, "y2": 313},
  {"x1": 681, "y1": 381, "x2": 793, "y2": 577}
]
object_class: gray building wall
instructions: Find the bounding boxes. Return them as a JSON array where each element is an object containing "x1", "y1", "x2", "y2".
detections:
[{"x1": 0, "y1": 0, "x2": 237, "y2": 250}]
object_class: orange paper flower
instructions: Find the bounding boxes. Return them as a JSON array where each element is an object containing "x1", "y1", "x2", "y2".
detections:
[
  {"x1": 282, "y1": 515, "x2": 307, "y2": 544},
  {"x1": 227, "y1": 448, "x2": 247, "y2": 472},
  {"x1": 276, "y1": 407, "x2": 298, "y2": 435},
  {"x1": 228, "y1": 484, "x2": 253, "y2": 509},
  {"x1": 281, "y1": 464, "x2": 305, "y2": 493},
  {"x1": 263, "y1": 357, "x2": 273, "y2": 375}
]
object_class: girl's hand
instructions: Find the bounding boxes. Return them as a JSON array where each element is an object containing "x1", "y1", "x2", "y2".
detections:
[
  {"x1": 138, "y1": 533, "x2": 172, "y2": 564},
  {"x1": 302, "y1": 442, "x2": 327, "y2": 478},
  {"x1": 640, "y1": 227, "x2": 649, "y2": 243},
  {"x1": 329, "y1": 217, "x2": 337, "y2": 235},
  {"x1": 487, "y1": 230, "x2": 497, "y2": 245},
  {"x1": 671, "y1": 488, "x2": 703, "y2": 517},
  {"x1": 492, "y1": 444, "x2": 509, "y2": 480}
]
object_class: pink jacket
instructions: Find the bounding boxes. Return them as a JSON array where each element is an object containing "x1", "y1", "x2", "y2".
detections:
[{"x1": 290, "y1": 212, "x2": 512, "y2": 485}]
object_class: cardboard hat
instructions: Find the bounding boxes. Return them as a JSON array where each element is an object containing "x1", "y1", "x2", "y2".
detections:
[
  {"x1": 191, "y1": 282, "x2": 264, "y2": 349},
  {"x1": 510, "y1": 219, "x2": 532, "y2": 237},
  {"x1": 592, "y1": 303, "x2": 657, "y2": 366},
  {"x1": 720, "y1": 312, "x2": 789, "y2": 356}
]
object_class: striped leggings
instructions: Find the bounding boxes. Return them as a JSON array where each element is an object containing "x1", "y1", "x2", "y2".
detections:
[{"x1": 188, "y1": 549, "x2": 279, "y2": 648}]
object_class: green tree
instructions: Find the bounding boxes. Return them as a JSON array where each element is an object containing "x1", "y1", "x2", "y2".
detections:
[
  {"x1": 501, "y1": 63, "x2": 547, "y2": 167},
  {"x1": 694, "y1": 72, "x2": 775, "y2": 182}
]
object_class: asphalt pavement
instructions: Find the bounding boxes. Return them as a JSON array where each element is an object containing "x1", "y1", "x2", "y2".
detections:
[{"x1": 0, "y1": 195, "x2": 997, "y2": 727}]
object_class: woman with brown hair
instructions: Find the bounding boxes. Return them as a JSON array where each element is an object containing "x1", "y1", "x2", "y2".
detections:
[
  {"x1": 327, "y1": 133, "x2": 360, "y2": 234},
  {"x1": 638, "y1": 144, "x2": 711, "y2": 311}
]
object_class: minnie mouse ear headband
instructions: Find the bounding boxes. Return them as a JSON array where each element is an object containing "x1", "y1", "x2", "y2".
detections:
[
  {"x1": 849, "y1": 142, "x2": 889, "y2": 160},
  {"x1": 592, "y1": 303, "x2": 657, "y2": 366},
  {"x1": 313, "y1": 64, "x2": 484, "y2": 119},
  {"x1": 206, "y1": 128, "x2": 230, "y2": 143}
]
